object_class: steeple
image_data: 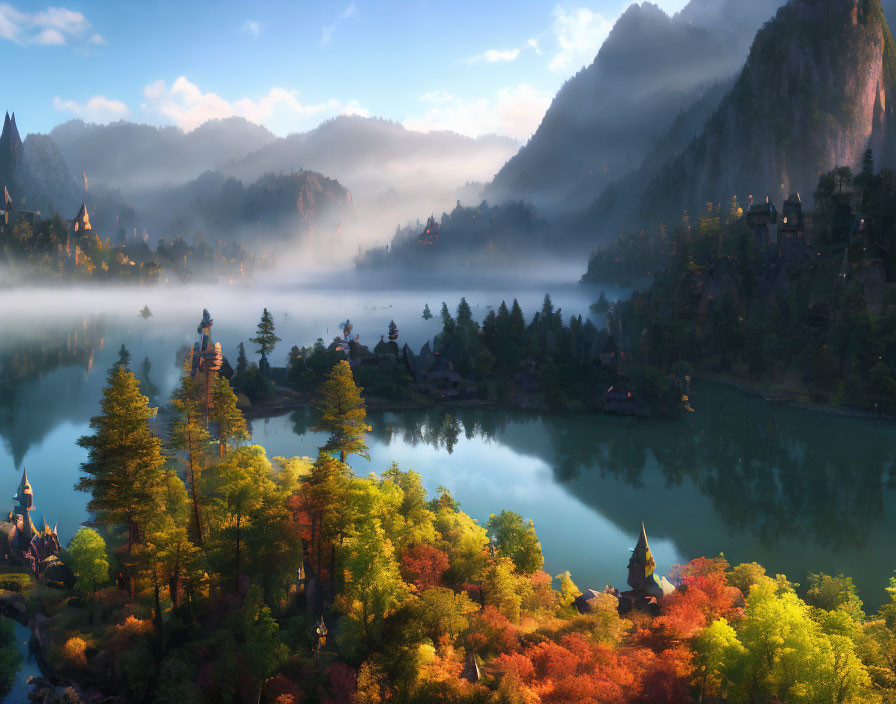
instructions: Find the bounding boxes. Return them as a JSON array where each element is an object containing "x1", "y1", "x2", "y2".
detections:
[
  {"x1": 627, "y1": 522, "x2": 656, "y2": 589},
  {"x1": 15, "y1": 467, "x2": 33, "y2": 510}
]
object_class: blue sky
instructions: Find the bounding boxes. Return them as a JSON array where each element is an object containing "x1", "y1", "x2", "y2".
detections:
[{"x1": 1, "y1": 0, "x2": 689, "y2": 140}]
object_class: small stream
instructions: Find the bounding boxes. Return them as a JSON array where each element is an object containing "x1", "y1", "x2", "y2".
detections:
[{"x1": 3, "y1": 618, "x2": 41, "y2": 703}]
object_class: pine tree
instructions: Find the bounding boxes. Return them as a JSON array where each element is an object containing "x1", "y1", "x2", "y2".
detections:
[
  {"x1": 388, "y1": 320, "x2": 399, "y2": 342},
  {"x1": 115, "y1": 344, "x2": 132, "y2": 369},
  {"x1": 168, "y1": 373, "x2": 210, "y2": 544},
  {"x1": 422, "y1": 303, "x2": 433, "y2": 320},
  {"x1": 138, "y1": 357, "x2": 159, "y2": 400},
  {"x1": 209, "y1": 374, "x2": 249, "y2": 458},
  {"x1": 249, "y1": 308, "x2": 281, "y2": 359},
  {"x1": 313, "y1": 360, "x2": 369, "y2": 463},
  {"x1": 139, "y1": 304, "x2": 152, "y2": 319},
  {"x1": 236, "y1": 342, "x2": 248, "y2": 374},
  {"x1": 76, "y1": 366, "x2": 165, "y2": 591}
]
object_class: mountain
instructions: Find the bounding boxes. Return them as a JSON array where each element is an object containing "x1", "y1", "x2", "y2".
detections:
[
  {"x1": 49, "y1": 115, "x2": 519, "y2": 247},
  {"x1": 223, "y1": 115, "x2": 519, "y2": 233},
  {"x1": 136, "y1": 169, "x2": 355, "y2": 255},
  {"x1": 486, "y1": 0, "x2": 785, "y2": 215},
  {"x1": 637, "y1": 0, "x2": 896, "y2": 221},
  {"x1": 581, "y1": 80, "x2": 733, "y2": 237},
  {"x1": 49, "y1": 117, "x2": 277, "y2": 195}
]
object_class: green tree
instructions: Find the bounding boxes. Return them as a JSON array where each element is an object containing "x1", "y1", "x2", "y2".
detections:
[
  {"x1": 139, "y1": 304, "x2": 152, "y2": 319},
  {"x1": 168, "y1": 373, "x2": 210, "y2": 544},
  {"x1": 805, "y1": 572, "x2": 865, "y2": 622},
  {"x1": 486, "y1": 510, "x2": 544, "y2": 574},
  {"x1": 76, "y1": 366, "x2": 165, "y2": 588},
  {"x1": 422, "y1": 303, "x2": 433, "y2": 320},
  {"x1": 209, "y1": 445, "x2": 274, "y2": 592},
  {"x1": 114, "y1": 343, "x2": 132, "y2": 369},
  {"x1": 236, "y1": 342, "x2": 248, "y2": 375},
  {"x1": 139, "y1": 473, "x2": 201, "y2": 637},
  {"x1": 66, "y1": 527, "x2": 109, "y2": 598},
  {"x1": 249, "y1": 308, "x2": 281, "y2": 359},
  {"x1": 336, "y1": 520, "x2": 407, "y2": 653},
  {"x1": 209, "y1": 374, "x2": 249, "y2": 458},
  {"x1": 692, "y1": 618, "x2": 746, "y2": 704},
  {"x1": 235, "y1": 586, "x2": 289, "y2": 702},
  {"x1": 137, "y1": 356, "x2": 159, "y2": 400},
  {"x1": 556, "y1": 571, "x2": 580, "y2": 608},
  {"x1": 314, "y1": 360, "x2": 369, "y2": 463}
]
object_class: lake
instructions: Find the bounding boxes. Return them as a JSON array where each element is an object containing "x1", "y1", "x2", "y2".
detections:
[{"x1": 0, "y1": 279, "x2": 894, "y2": 610}]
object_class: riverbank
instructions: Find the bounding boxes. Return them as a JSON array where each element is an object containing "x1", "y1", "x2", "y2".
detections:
[{"x1": 693, "y1": 371, "x2": 893, "y2": 420}]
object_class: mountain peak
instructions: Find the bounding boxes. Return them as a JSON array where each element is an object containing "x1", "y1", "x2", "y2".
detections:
[{"x1": 638, "y1": 0, "x2": 896, "y2": 218}]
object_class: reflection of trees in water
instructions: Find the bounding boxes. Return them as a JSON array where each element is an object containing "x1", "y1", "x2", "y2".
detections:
[
  {"x1": 360, "y1": 389, "x2": 896, "y2": 553},
  {"x1": 0, "y1": 318, "x2": 106, "y2": 466}
]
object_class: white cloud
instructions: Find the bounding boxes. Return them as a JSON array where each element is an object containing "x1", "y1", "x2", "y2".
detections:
[
  {"x1": 321, "y1": 3, "x2": 356, "y2": 45},
  {"x1": 484, "y1": 48, "x2": 520, "y2": 63},
  {"x1": 404, "y1": 84, "x2": 550, "y2": 141},
  {"x1": 0, "y1": 3, "x2": 103, "y2": 46},
  {"x1": 549, "y1": 6, "x2": 613, "y2": 72},
  {"x1": 53, "y1": 95, "x2": 130, "y2": 123},
  {"x1": 141, "y1": 76, "x2": 368, "y2": 134},
  {"x1": 527, "y1": 38, "x2": 542, "y2": 55},
  {"x1": 242, "y1": 20, "x2": 262, "y2": 37}
]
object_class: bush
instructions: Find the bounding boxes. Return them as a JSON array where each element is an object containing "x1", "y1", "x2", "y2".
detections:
[
  {"x1": 0, "y1": 571, "x2": 33, "y2": 592},
  {"x1": 61, "y1": 636, "x2": 88, "y2": 669}
]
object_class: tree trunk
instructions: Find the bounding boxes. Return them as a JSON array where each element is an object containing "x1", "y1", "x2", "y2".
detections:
[
  {"x1": 153, "y1": 573, "x2": 164, "y2": 649},
  {"x1": 169, "y1": 567, "x2": 181, "y2": 607},
  {"x1": 235, "y1": 513, "x2": 242, "y2": 594}
]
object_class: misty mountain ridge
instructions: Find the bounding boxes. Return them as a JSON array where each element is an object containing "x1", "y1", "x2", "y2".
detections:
[
  {"x1": 486, "y1": 0, "x2": 785, "y2": 215},
  {"x1": 50, "y1": 116, "x2": 277, "y2": 194},
  {"x1": 48, "y1": 113, "x2": 519, "y2": 249}
]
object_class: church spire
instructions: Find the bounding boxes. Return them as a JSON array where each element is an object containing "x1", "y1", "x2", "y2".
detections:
[
  {"x1": 15, "y1": 466, "x2": 33, "y2": 509},
  {"x1": 627, "y1": 522, "x2": 657, "y2": 589}
]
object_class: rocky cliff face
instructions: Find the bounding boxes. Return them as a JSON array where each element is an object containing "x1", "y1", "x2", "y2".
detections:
[
  {"x1": 487, "y1": 0, "x2": 784, "y2": 215},
  {"x1": 641, "y1": 0, "x2": 896, "y2": 217}
]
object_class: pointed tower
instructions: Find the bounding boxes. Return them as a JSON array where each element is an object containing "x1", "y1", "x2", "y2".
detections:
[
  {"x1": 13, "y1": 467, "x2": 34, "y2": 545},
  {"x1": 72, "y1": 203, "x2": 92, "y2": 233},
  {"x1": 627, "y1": 522, "x2": 657, "y2": 590}
]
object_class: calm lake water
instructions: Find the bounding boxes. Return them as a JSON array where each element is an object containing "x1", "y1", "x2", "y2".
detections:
[{"x1": 1, "y1": 279, "x2": 894, "y2": 609}]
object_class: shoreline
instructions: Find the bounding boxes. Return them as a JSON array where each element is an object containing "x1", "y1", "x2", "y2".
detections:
[
  {"x1": 240, "y1": 376, "x2": 894, "y2": 424},
  {"x1": 692, "y1": 372, "x2": 893, "y2": 420}
]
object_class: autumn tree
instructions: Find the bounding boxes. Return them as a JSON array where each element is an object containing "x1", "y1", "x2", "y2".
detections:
[
  {"x1": 168, "y1": 373, "x2": 210, "y2": 544},
  {"x1": 297, "y1": 452, "x2": 352, "y2": 601},
  {"x1": 249, "y1": 308, "x2": 281, "y2": 360},
  {"x1": 388, "y1": 320, "x2": 399, "y2": 342},
  {"x1": 76, "y1": 365, "x2": 166, "y2": 589},
  {"x1": 314, "y1": 359, "x2": 369, "y2": 462},
  {"x1": 209, "y1": 373, "x2": 249, "y2": 457}
]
